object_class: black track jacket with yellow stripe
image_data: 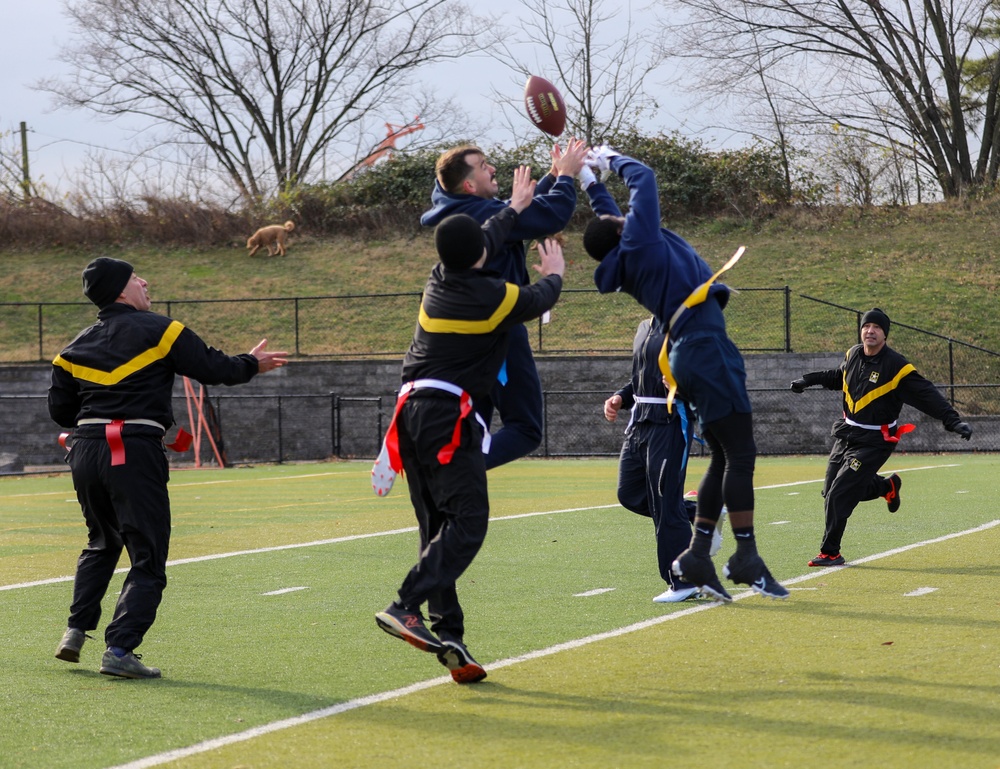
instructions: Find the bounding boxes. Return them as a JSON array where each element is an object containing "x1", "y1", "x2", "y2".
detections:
[
  {"x1": 401, "y1": 207, "x2": 562, "y2": 400},
  {"x1": 48, "y1": 304, "x2": 259, "y2": 430},
  {"x1": 803, "y1": 343, "x2": 962, "y2": 445}
]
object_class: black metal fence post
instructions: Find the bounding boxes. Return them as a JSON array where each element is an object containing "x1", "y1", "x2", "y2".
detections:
[
  {"x1": 949, "y1": 340, "x2": 955, "y2": 404},
  {"x1": 333, "y1": 395, "x2": 341, "y2": 457},
  {"x1": 784, "y1": 286, "x2": 791, "y2": 352},
  {"x1": 276, "y1": 394, "x2": 284, "y2": 463},
  {"x1": 294, "y1": 298, "x2": 301, "y2": 356}
]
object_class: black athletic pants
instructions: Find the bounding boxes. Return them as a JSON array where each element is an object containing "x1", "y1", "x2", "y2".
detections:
[
  {"x1": 819, "y1": 437, "x2": 894, "y2": 555},
  {"x1": 396, "y1": 394, "x2": 490, "y2": 645},
  {"x1": 66, "y1": 427, "x2": 170, "y2": 652},
  {"x1": 616, "y1": 416, "x2": 693, "y2": 588}
]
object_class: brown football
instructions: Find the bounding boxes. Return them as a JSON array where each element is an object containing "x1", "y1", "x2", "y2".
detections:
[{"x1": 524, "y1": 75, "x2": 566, "y2": 137}]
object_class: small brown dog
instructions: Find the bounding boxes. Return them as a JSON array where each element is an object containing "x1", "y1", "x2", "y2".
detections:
[{"x1": 247, "y1": 220, "x2": 295, "y2": 257}]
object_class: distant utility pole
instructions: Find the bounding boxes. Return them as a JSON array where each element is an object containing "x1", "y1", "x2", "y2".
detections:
[{"x1": 20, "y1": 122, "x2": 30, "y2": 202}]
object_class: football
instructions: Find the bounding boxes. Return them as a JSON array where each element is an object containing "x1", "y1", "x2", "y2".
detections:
[{"x1": 523, "y1": 75, "x2": 566, "y2": 137}]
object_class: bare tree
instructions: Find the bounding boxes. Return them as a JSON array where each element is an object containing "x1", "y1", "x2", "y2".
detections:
[
  {"x1": 44, "y1": 0, "x2": 493, "y2": 203},
  {"x1": 492, "y1": 0, "x2": 669, "y2": 145},
  {"x1": 0, "y1": 129, "x2": 25, "y2": 203},
  {"x1": 662, "y1": 0, "x2": 1000, "y2": 198}
]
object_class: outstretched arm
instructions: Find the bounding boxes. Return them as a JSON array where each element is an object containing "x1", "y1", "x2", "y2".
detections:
[{"x1": 790, "y1": 370, "x2": 841, "y2": 392}]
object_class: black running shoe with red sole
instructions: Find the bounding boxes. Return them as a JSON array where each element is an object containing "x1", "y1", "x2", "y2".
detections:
[{"x1": 375, "y1": 604, "x2": 445, "y2": 654}]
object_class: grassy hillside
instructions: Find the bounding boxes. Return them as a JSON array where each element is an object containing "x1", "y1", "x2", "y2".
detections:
[{"x1": 1, "y1": 198, "x2": 999, "y2": 361}]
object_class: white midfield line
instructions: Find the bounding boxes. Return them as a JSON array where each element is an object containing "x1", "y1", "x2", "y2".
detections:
[
  {"x1": 108, "y1": 517, "x2": 1000, "y2": 769},
  {"x1": 0, "y1": 464, "x2": 961, "y2": 593}
]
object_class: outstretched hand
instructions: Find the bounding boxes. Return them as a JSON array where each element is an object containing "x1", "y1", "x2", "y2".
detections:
[
  {"x1": 532, "y1": 237, "x2": 565, "y2": 279},
  {"x1": 249, "y1": 338, "x2": 288, "y2": 373},
  {"x1": 553, "y1": 138, "x2": 589, "y2": 178},
  {"x1": 509, "y1": 165, "x2": 537, "y2": 214},
  {"x1": 585, "y1": 144, "x2": 621, "y2": 172},
  {"x1": 790, "y1": 378, "x2": 808, "y2": 393}
]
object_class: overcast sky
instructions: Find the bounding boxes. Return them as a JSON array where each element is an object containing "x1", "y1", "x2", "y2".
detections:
[{"x1": 2, "y1": 0, "x2": 721, "y2": 195}]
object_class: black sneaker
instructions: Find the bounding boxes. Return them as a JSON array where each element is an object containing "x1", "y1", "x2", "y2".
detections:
[
  {"x1": 671, "y1": 549, "x2": 732, "y2": 603},
  {"x1": 884, "y1": 474, "x2": 902, "y2": 513},
  {"x1": 437, "y1": 641, "x2": 487, "y2": 684},
  {"x1": 808, "y1": 552, "x2": 846, "y2": 567},
  {"x1": 375, "y1": 603, "x2": 445, "y2": 653},
  {"x1": 723, "y1": 551, "x2": 789, "y2": 599},
  {"x1": 99, "y1": 650, "x2": 161, "y2": 679}
]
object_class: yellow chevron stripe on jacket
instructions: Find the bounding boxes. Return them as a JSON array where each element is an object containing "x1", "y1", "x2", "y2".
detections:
[
  {"x1": 843, "y1": 363, "x2": 916, "y2": 414},
  {"x1": 418, "y1": 283, "x2": 520, "y2": 334},
  {"x1": 52, "y1": 320, "x2": 186, "y2": 385}
]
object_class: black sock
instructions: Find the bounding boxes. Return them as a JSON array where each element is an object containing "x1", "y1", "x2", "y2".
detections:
[
  {"x1": 733, "y1": 526, "x2": 757, "y2": 553},
  {"x1": 691, "y1": 524, "x2": 715, "y2": 555}
]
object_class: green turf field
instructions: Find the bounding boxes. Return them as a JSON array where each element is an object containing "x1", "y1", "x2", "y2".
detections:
[{"x1": 1, "y1": 455, "x2": 997, "y2": 769}]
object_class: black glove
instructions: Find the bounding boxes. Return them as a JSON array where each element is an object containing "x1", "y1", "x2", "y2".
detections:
[
  {"x1": 790, "y1": 378, "x2": 809, "y2": 394},
  {"x1": 951, "y1": 421, "x2": 973, "y2": 440}
]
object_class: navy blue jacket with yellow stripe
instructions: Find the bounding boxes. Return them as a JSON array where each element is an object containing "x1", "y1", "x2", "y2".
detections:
[
  {"x1": 402, "y1": 207, "x2": 562, "y2": 400},
  {"x1": 48, "y1": 304, "x2": 259, "y2": 430},
  {"x1": 803, "y1": 343, "x2": 962, "y2": 444},
  {"x1": 588, "y1": 156, "x2": 730, "y2": 336}
]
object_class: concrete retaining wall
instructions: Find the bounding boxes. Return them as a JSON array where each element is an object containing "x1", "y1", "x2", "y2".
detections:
[{"x1": 2, "y1": 351, "x2": 993, "y2": 472}]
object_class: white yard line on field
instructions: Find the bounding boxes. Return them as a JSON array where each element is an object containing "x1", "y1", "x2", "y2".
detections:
[
  {"x1": 0, "y1": 464, "x2": 961, "y2": 592},
  {"x1": 106, "y1": 517, "x2": 1000, "y2": 769},
  {"x1": 0, "y1": 470, "x2": 359, "y2": 500}
]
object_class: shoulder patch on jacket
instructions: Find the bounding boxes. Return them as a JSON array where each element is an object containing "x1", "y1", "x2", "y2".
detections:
[{"x1": 844, "y1": 363, "x2": 916, "y2": 414}]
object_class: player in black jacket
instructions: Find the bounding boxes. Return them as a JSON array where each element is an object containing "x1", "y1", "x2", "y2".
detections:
[
  {"x1": 375, "y1": 166, "x2": 564, "y2": 684},
  {"x1": 791, "y1": 308, "x2": 972, "y2": 567},
  {"x1": 49, "y1": 257, "x2": 287, "y2": 678}
]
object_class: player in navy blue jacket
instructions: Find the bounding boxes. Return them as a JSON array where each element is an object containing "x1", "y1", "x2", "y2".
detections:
[
  {"x1": 580, "y1": 150, "x2": 787, "y2": 603},
  {"x1": 420, "y1": 140, "x2": 587, "y2": 469}
]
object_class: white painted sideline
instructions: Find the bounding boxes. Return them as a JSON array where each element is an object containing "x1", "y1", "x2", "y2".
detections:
[
  {"x1": 0, "y1": 462, "x2": 960, "y2": 593},
  {"x1": 0, "y1": 507, "x2": 618, "y2": 592},
  {"x1": 105, "y1": 517, "x2": 1000, "y2": 769}
]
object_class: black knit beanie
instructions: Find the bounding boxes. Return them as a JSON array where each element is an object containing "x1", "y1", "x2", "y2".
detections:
[
  {"x1": 82, "y1": 257, "x2": 134, "y2": 308},
  {"x1": 435, "y1": 214, "x2": 485, "y2": 270},
  {"x1": 861, "y1": 307, "x2": 890, "y2": 337}
]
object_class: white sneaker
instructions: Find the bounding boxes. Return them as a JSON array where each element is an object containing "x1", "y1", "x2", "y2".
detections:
[
  {"x1": 371, "y1": 441, "x2": 396, "y2": 497},
  {"x1": 710, "y1": 506, "x2": 728, "y2": 557},
  {"x1": 653, "y1": 585, "x2": 699, "y2": 603}
]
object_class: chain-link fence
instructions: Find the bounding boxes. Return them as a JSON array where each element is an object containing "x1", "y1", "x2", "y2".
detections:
[
  {"x1": 0, "y1": 288, "x2": 789, "y2": 363},
  {"x1": 4, "y1": 383, "x2": 996, "y2": 475},
  {"x1": 4, "y1": 288, "x2": 998, "y2": 388},
  {"x1": 4, "y1": 288, "x2": 998, "y2": 475}
]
